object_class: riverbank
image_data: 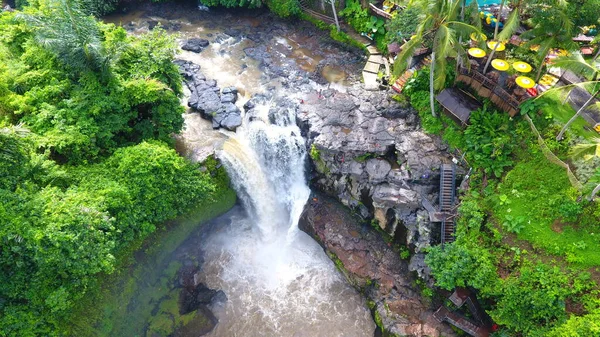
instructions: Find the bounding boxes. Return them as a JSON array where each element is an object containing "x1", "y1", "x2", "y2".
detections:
[{"x1": 65, "y1": 175, "x2": 236, "y2": 336}]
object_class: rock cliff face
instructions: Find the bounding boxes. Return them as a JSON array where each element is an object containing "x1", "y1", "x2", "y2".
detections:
[
  {"x1": 299, "y1": 194, "x2": 455, "y2": 337},
  {"x1": 297, "y1": 85, "x2": 452, "y2": 257}
]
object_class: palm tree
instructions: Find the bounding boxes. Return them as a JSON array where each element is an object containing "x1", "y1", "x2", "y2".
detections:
[
  {"x1": 520, "y1": 1, "x2": 577, "y2": 81},
  {"x1": 18, "y1": 0, "x2": 106, "y2": 74},
  {"x1": 393, "y1": 0, "x2": 481, "y2": 117},
  {"x1": 482, "y1": 0, "x2": 523, "y2": 73},
  {"x1": 549, "y1": 54, "x2": 600, "y2": 140},
  {"x1": 569, "y1": 139, "x2": 600, "y2": 200},
  {"x1": 569, "y1": 137, "x2": 600, "y2": 161}
]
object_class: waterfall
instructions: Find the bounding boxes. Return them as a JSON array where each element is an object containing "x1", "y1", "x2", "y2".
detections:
[
  {"x1": 196, "y1": 99, "x2": 374, "y2": 336},
  {"x1": 219, "y1": 101, "x2": 310, "y2": 242}
]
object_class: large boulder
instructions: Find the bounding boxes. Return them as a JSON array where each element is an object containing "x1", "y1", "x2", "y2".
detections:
[
  {"x1": 182, "y1": 38, "x2": 210, "y2": 53},
  {"x1": 175, "y1": 60, "x2": 242, "y2": 131}
]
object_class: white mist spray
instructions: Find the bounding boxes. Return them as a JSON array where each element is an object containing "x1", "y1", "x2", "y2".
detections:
[{"x1": 199, "y1": 100, "x2": 374, "y2": 336}]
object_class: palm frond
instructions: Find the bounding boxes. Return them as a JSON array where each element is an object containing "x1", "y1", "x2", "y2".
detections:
[
  {"x1": 552, "y1": 54, "x2": 598, "y2": 80},
  {"x1": 537, "y1": 80, "x2": 600, "y2": 99},
  {"x1": 392, "y1": 37, "x2": 422, "y2": 77},
  {"x1": 569, "y1": 138, "x2": 600, "y2": 161},
  {"x1": 497, "y1": 9, "x2": 520, "y2": 42}
]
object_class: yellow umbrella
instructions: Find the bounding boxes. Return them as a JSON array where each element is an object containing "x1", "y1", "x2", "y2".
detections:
[
  {"x1": 470, "y1": 32, "x2": 487, "y2": 42},
  {"x1": 487, "y1": 41, "x2": 506, "y2": 51},
  {"x1": 513, "y1": 61, "x2": 532, "y2": 73},
  {"x1": 491, "y1": 59, "x2": 510, "y2": 71},
  {"x1": 515, "y1": 76, "x2": 536, "y2": 89},
  {"x1": 468, "y1": 47, "x2": 486, "y2": 58}
]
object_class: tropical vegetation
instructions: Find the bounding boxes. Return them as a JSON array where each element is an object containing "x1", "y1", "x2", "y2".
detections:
[{"x1": 0, "y1": 1, "x2": 231, "y2": 335}]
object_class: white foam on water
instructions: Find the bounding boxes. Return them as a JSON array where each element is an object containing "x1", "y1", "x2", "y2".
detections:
[{"x1": 198, "y1": 102, "x2": 375, "y2": 336}]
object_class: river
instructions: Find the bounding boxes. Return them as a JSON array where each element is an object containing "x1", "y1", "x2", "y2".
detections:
[{"x1": 103, "y1": 2, "x2": 375, "y2": 336}]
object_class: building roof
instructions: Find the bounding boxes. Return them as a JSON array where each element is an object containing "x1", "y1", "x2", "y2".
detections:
[{"x1": 435, "y1": 88, "x2": 482, "y2": 125}]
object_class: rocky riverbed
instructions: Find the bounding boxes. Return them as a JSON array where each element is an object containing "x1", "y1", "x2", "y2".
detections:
[{"x1": 109, "y1": 2, "x2": 456, "y2": 335}]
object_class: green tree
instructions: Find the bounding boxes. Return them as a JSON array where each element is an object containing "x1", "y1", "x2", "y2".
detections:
[
  {"x1": 393, "y1": 0, "x2": 481, "y2": 117},
  {"x1": 547, "y1": 54, "x2": 600, "y2": 141},
  {"x1": 521, "y1": 1, "x2": 577, "y2": 81},
  {"x1": 18, "y1": 0, "x2": 107, "y2": 75}
]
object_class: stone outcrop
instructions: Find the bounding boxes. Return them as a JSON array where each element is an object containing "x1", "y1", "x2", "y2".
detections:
[
  {"x1": 175, "y1": 60, "x2": 242, "y2": 131},
  {"x1": 300, "y1": 193, "x2": 455, "y2": 337},
  {"x1": 297, "y1": 85, "x2": 453, "y2": 255},
  {"x1": 181, "y1": 38, "x2": 210, "y2": 53}
]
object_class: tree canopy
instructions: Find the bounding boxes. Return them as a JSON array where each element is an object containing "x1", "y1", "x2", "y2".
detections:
[{"x1": 0, "y1": 2, "x2": 226, "y2": 335}]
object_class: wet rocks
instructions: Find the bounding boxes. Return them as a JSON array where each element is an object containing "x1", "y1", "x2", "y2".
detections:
[
  {"x1": 299, "y1": 193, "x2": 455, "y2": 337},
  {"x1": 298, "y1": 84, "x2": 451, "y2": 253},
  {"x1": 181, "y1": 38, "x2": 210, "y2": 53},
  {"x1": 175, "y1": 60, "x2": 242, "y2": 131}
]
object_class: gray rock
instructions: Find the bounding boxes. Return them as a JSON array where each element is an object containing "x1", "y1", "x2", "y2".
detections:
[
  {"x1": 365, "y1": 158, "x2": 391, "y2": 182},
  {"x1": 182, "y1": 38, "x2": 210, "y2": 53},
  {"x1": 221, "y1": 113, "x2": 242, "y2": 131},
  {"x1": 220, "y1": 93, "x2": 237, "y2": 104},
  {"x1": 194, "y1": 90, "x2": 221, "y2": 115}
]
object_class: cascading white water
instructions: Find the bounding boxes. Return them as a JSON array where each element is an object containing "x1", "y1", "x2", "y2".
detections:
[{"x1": 197, "y1": 101, "x2": 375, "y2": 336}]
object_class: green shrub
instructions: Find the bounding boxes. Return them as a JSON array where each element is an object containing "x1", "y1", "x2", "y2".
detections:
[
  {"x1": 464, "y1": 105, "x2": 517, "y2": 177},
  {"x1": 339, "y1": 0, "x2": 369, "y2": 33},
  {"x1": 385, "y1": 6, "x2": 422, "y2": 43},
  {"x1": 426, "y1": 242, "x2": 500, "y2": 297},
  {"x1": 266, "y1": 0, "x2": 300, "y2": 17}
]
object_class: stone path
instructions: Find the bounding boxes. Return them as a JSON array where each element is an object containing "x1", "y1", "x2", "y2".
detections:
[{"x1": 363, "y1": 43, "x2": 386, "y2": 91}]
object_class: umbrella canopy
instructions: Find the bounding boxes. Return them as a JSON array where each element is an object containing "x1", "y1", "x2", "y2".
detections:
[
  {"x1": 487, "y1": 41, "x2": 506, "y2": 51},
  {"x1": 515, "y1": 76, "x2": 536, "y2": 89},
  {"x1": 491, "y1": 59, "x2": 509, "y2": 71},
  {"x1": 513, "y1": 61, "x2": 532, "y2": 73},
  {"x1": 470, "y1": 32, "x2": 487, "y2": 42},
  {"x1": 468, "y1": 48, "x2": 486, "y2": 58}
]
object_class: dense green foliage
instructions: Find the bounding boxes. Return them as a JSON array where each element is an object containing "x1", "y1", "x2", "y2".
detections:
[
  {"x1": 385, "y1": 6, "x2": 422, "y2": 44},
  {"x1": 406, "y1": 66, "x2": 600, "y2": 335},
  {"x1": 1, "y1": 5, "x2": 184, "y2": 163},
  {"x1": 566, "y1": 0, "x2": 600, "y2": 28},
  {"x1": 0, "y1": 3, "x2": 229, "y2": 335}
]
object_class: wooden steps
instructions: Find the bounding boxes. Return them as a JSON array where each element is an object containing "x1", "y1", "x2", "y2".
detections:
[
  {"x1": 392, "y1": 56, "x2": 431, "y2": 93},
  {"x1": 439, "y1": 164, "x2": 456, "y2": 244}
]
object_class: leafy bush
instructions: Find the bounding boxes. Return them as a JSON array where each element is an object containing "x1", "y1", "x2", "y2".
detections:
[
  {"x1": 266, "y1": 0, "x2": 301, "y2": 17},
  {"x1": 385, "y1": 6, "x2": 422, "y2": 43},
  {"x1": 426, "y1": 242, "x2": 500, "y2": 297},
  {"x1": 339, "y1": 0, "x2": 369, "y2": 33},
  {"x1": 489, "y1": 264, "x2": 593, "y2": 335},
  {"x1": 1, "y1": 8, "x2": 185, "y2": 163},
  {"x1": 0, "y1": 5, "x2": 228, "y2": 336},
  {"x1": 464, "y1": 105, "x2": 517, "y2": 177}
]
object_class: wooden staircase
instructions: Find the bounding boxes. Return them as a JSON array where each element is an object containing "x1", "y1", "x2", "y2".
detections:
[
  {"x1": 392, "y1": 56, "x2": 431, "y2": 93},
  {"x1": 439, "y1": 164, "x2": 456, "y2": 244}
]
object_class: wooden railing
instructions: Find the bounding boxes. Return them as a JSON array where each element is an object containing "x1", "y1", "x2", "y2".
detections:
[
  {"x1": 369, "y1": 3, "x2": 393, "y2": 19},
  {"x1": 457, "y1": 66, "x2": 523, "y2": 116}
]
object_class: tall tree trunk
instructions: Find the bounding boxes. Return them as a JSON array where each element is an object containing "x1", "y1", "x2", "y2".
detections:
[
  {"x1": 330, "y1": 0, "x2": 340, "y2": 32},
  {"x1": 594, "y1": 45, "x2": 600, "y2": 61},
  {"x1": 483, "y1": 0, "x2": 505, "y2": 74},
  {"x1": 535, "y1": 53, "x2": 546, "y2": 81},
  {"x1": 457, "y1": 0, "x2": 465, "y2": 69},
  {"x1": 430, "y1": 50, "x2": 437, "y2": 117},
  {"x1": 557, "y1": 89, "x2": 599, "y2": 140},
  {"x1": 589, "y1": 183, "x2": 600, "y2": 201}
]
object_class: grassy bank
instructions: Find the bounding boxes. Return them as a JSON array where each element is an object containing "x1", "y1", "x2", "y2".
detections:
[
  {"x1": 65, "y1": 179, "x2": 236, "y2": 336},
  {"x1": 401, "y1": 66, "x2": 600, "y2": 335}
]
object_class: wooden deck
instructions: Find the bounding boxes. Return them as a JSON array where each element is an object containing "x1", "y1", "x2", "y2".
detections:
[
  {"x1": 434, "y1": 306, "x2": 491, "y2": 337},
  {"x1": 456, "y1": 67, "x2": 525, "y2": 117}
]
